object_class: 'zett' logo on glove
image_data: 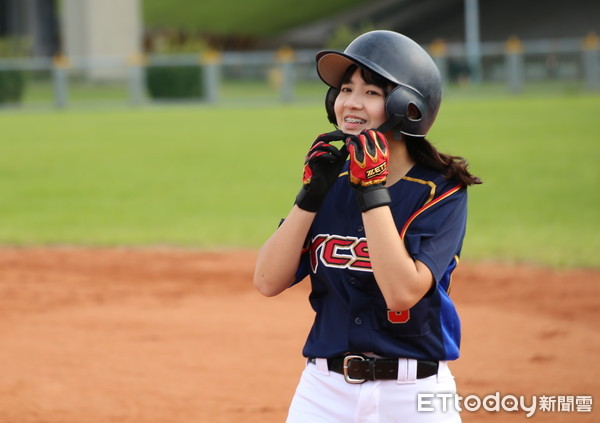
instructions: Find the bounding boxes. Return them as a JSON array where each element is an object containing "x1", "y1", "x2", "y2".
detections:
[{"x1": 366, "y1": 162, "x2": 387, "y2": 179}]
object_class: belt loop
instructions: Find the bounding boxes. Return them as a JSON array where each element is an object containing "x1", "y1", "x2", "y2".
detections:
[
  {"x1": 315, "y1": 358, "x2": 330, "y2": 375},
  {"x1": 436, "y1": 360, "x2": 448, "y2": 383},
  {"x1": 396, "y1": 358, "x2": 417, "y2": 385}
]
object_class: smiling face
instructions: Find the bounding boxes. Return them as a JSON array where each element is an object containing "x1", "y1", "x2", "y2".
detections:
[{"x1": 334, "y1": 66, "x2": 389, "y2": 135}]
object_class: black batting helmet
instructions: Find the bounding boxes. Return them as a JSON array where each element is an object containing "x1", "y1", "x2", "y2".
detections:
[{"x1": 316, "y1": 30, "x2": 442, "y2": 137}]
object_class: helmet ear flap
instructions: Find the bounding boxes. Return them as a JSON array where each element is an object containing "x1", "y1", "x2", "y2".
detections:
[
  {"x1": 384, "y1": 85, "x2": 437, "y2": 137},
  {"x1": 325, "y1": 86, "x2": 338, "y2": 126}
]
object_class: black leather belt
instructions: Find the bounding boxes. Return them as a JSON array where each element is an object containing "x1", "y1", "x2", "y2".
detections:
[{"x1": 309, "y1": 354, "x2": 439, "y2": 384}]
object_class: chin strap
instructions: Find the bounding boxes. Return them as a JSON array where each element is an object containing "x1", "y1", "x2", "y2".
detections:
[{"x1": 377, "y1": 114, "x2": 404, "y2": 139}]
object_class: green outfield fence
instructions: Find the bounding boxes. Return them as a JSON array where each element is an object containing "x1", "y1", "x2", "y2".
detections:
[{"x1": 0, "y1": 34, "x2": 598, "y2": 109}]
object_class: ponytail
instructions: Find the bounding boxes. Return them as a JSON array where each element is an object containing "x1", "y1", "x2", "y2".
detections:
[{"x1": 405, "y1": 136, "x2": 482, "y2": 186}]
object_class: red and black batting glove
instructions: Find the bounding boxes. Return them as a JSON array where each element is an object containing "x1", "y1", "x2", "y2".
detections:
[
  {"x1": 295, "y1": 130, "x2": 348, "y2": 212},
  {"x1": 346, "y1": 129, "x2": 392, "y2": 212}
]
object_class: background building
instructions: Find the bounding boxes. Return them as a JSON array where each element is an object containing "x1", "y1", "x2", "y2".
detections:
[
  {"x1": 59, "y1": 0, "x2": 142, "y2": 79},
  {"x1": 1, "y1": 0, "x2": 141, "y2": 79},
  {"x1": 0, "y1": 0, "x2": 59, "y2": 56},
  {"x1": 273, "y1": 0, "x2": 600, "y2": 48}
]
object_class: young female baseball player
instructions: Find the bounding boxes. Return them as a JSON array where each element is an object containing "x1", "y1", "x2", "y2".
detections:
[{"x1": 254, "y1": 30, "x2": 481, "y2": 422}]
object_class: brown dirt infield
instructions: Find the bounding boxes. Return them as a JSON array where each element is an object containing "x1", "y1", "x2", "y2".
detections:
[{"x1": 0, "y1": 247, "x2": 598, "y2": 422}]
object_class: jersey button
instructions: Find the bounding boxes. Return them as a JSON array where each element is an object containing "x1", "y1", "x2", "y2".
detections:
[
  {"x1": 357, "y1": 225, "x2": 364, "y2": 232},
  {"x1": 354, "y1": 317, "x2": 362, "y2": 325},
  {"x1": 349, "y1": 277, "x2": 356, "y2": 285}
]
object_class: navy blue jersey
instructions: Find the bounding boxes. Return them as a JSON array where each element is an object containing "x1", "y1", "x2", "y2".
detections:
[{"x1": 292, "y1": 163, "x2": 468, "y2": 361}]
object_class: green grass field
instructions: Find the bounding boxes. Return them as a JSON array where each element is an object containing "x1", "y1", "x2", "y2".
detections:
[
  {"x1": 142, "y1": 0, "x2": 368, "y2": 36},
  {"x1": 1, "y1": 93, "x2": 598, "y2": 267}
]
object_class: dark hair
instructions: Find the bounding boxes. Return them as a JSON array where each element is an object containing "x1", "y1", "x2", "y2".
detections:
[
  {"x1": 339, "y1": 64, "x2": 481, "y2": 186},
  {"x1": 339, "y1": 64, "x2": 392, "y2": 94},
  {"x1": 405, "y1": 136, "x2": 482, "y2": 186}
]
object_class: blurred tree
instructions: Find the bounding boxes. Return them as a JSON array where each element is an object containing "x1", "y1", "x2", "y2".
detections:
[{"x1": 0, "y1": 36, "x2": 29, "y2": 103}]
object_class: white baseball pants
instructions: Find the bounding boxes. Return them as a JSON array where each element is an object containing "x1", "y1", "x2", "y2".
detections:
[{"x1": 286, "y1": 358, "x2": 461, "y2": 423}]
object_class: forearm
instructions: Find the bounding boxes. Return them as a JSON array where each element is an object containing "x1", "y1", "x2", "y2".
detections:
[
  {"x1": 253, "y1": 205, "x2": 315, "y2": 297},
  {"x1": 362, "y1": 206, "x2": 434, "y2": 311}
]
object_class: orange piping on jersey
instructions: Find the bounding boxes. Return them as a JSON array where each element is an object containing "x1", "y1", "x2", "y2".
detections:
[
  {"x1": 446, "y1": 255, "x2": 460, "y2": 294},
  {"x1": 401, "y1": 176, "x2": 437, "y2": 205},
  {"x1": 399, "y1": 184, "x2": 463, "y2": 240}
]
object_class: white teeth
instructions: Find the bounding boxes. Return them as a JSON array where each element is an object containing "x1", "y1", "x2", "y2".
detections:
[{"x1": 345, "y1": 117, "x2": 366, "y2": 124}]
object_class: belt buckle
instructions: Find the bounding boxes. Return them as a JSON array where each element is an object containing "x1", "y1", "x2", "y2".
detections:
[{"x1": 343, "y1": 354, "x2": 366, "y2": 384}]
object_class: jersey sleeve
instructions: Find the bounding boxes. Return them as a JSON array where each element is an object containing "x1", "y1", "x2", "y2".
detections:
[
  {"x1": 274, "y1": 217, "x2": 311, "y2": 287},
  {"x1": 401, "y1": 185, "x2": 468, "y2": 284},
  {"x1": 292, "y1": 245, "x2": 311, "y2": 285},
  {"x1": 290, "y1": 226, "x2": 314, "y2": 286}
]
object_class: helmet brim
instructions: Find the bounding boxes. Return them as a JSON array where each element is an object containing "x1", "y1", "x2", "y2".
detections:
[{"x1": 316, "y1": 50, "x2": 401, "y2": 89}]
